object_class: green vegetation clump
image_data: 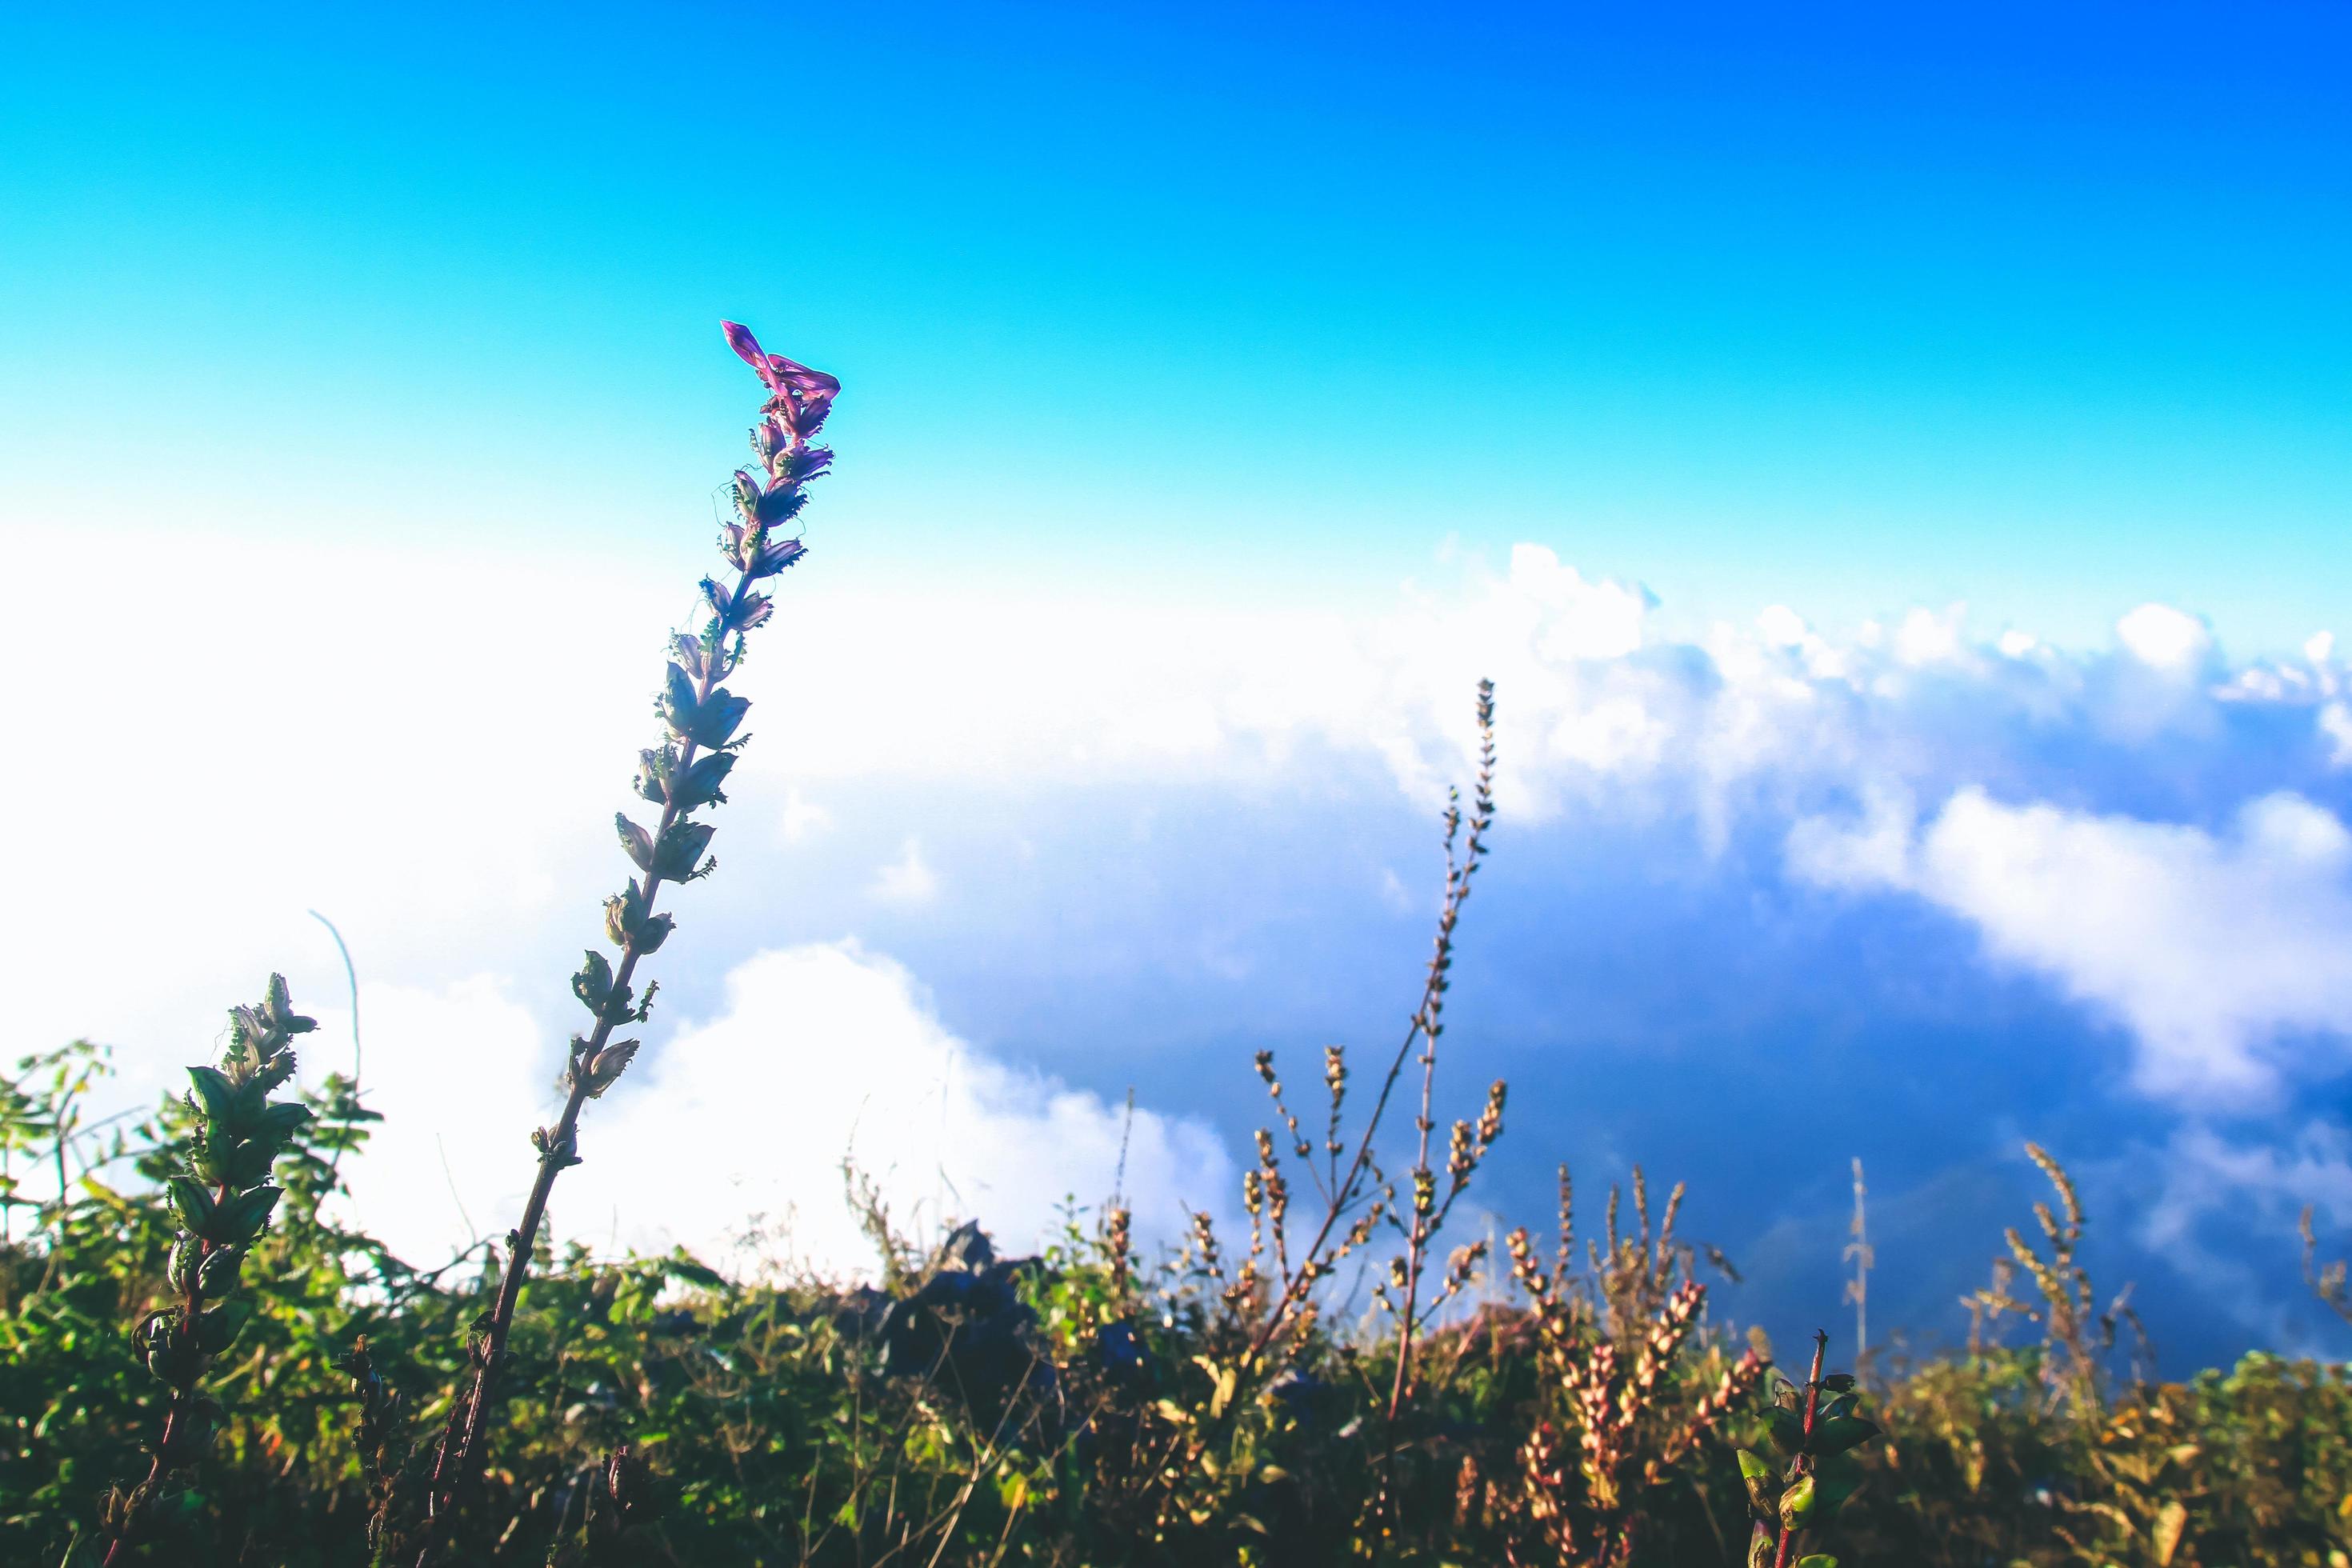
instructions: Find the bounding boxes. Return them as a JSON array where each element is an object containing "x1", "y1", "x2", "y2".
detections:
[{"x1": 6, "y1": 1038, "x2": 2352, "y2": 1566}]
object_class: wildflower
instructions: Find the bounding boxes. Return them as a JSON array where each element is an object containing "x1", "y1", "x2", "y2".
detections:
[{"x1": 720, "y1": 318, "x2": 839, "y2": 432}]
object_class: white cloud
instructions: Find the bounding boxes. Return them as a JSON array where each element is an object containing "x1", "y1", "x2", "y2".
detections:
[
  {"x1": 1791, "y1": 788, "x2": 2352, "y2": 1104},
  {"x1": 570, "y1": 942, "x2": 1234, "y2": 1272},
  {"x1": 1510, "y1": 544, "x2": 1652, "y2": 662},
  {"x1": 327, "y1": 977, "x2": 550, "y2": 1265},
  {"x1": 2139, "y1": 1121, "x2": 2352, "y2": 1348},
  {"x1": 1894, "y1": 603, "x2": 1970, "y2": 668},
  {"x1": 1785, "y1": 784, "x2": 1917, "y2": 890},
  {"x1": 779, "y1": 787, "x2": 833, "y2": 842},
  {"x1": 2322, "y1": 704, "x2": 2352, "y2": 769},
  {"x1": 870, "y1": 838, "x2": 938, "y2": 906},
  {"x1": 2145, "y1": 1121, "x2": 2352, "y2": 1254},
  {"x1": 324, "y1": 944, "x2": 1232, "y2": 1276},
  {"x1": 2117, "y1": 602, "x2": 2213, "y2": 675}
]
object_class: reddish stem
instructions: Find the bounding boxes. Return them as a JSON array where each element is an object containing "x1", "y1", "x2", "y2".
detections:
[
  {"x1": 1770, "y1": 1329, "x2": 1830, "y2": 1568},
  {"x1": 102, "y1": 1178, "x2": 232, "y2": 1566}
]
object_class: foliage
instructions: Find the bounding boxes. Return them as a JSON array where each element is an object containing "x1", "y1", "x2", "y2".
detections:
[{"x1": 6, "y1": 1038, "x2": 2350, "y2": 1565}]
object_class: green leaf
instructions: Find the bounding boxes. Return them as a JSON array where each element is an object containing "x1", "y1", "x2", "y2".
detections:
[
  {"x1": 671, "y1": 750, "x2": 737, "y2": 811},
  {"x1": 1813, "y1": 1450, "x2": 1865, "y2": 1520},
  {"x1": 653, "y1": 821, "x2": 716, "y2": 882},
  {"x1": 1763, "y1": 1405, "x2": 1804, "y2": 1457},
  {"x1": 1810, "y1": 1414, "x2": 1881, "y2": 1458},
  {"x1": 222, "y1": 1186, "x2": 282, "y2": 1243},
  {"x1": 661, "y1": 661, "x2": 701, "y2": 738},
  {"x1": 685, "y1": 688, "x2": 750, "y2": 749},
  {"x1": 167, "y1": 1177, "x2": 220, "y2": 1239},
  {"x1": 1738, "y1": 1447, "x2": 1777, "y2": 1518},
  {"x1": 1794, "y1": 1557, "x2": 1840, "y2": 1568},
  {"x1": 222, "y1": 1137, "x2": 277, "y2": 1190},
  {"x1": 186, "y1": 1066, "x2": 238, "y2": 1123},
  {"x1": 193, "y1": 1298, "x2": 253, "y2": 1354},
  {"x1": 665, "y1": 1256, "x2": 724, "y2": 1289},
  {"x1": 2152, "y1": 1498, "x2": 2188, "y2": 1566},
  {"x1": 196, "y1": 1246, "x2": 244, "y2": 1297}
]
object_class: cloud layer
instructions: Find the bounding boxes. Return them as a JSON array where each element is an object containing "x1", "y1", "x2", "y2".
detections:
[
  {"x1": 338, "y1": 943, "x2": 1232, "y2": 1274},
  {"x1": 1791, "y1": 788, "x2": 2352, "y2": 1103},
  {"x1": 9, "y1": 522, "x2": 2351, "y2": 1364}
]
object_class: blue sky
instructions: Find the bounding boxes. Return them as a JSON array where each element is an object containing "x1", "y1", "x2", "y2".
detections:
[
  {"x1": 6, "y1": 2, "x2": 2352, "y2": 1372},
  {"x1": 6, "y1": 2, "x2": 2349, "y2": 639}
]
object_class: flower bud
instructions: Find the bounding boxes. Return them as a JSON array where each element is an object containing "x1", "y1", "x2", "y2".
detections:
[
  {"x1": 669, "y1": 751, "x2": 736, "y2": 810},
  {"x1": 652, "y1": 820, "x2": 716, "y2": 882},
  {"x1": 581, "y1": 1040, "x2": 639, "y2": 1099},
  {"x1": 613, "y1": 820, "x2": 654, "y2": 884},
  {"x1": 753, "y1": 478, "x2": 805, "y2": 526},
  {"x1": 1779, "y1": 1470, "x2": 1817, "y2": 1530},
  {"x1": 634, "y1": 746, "x2": 680, "y2": 805},
  {"x1": 198, "y1": 1246, "x2": 245, "y2": 1297},
  {"x1": 602, "y1": 880, "x2": 675, "y2": 953},
  {"x1": 573, "y1": 950, "x2": 616, "y2": 1015},
  {"x1": 141, "y1": 1309, "x2": 201, "y2": 1386},
  {"x1": 194, "y1": 1298, "x2": 253, "y2": 1354}
]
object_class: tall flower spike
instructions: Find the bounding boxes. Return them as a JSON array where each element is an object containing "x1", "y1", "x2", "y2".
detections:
[
  {"x1": 416, "y1": 323, "x2": 838, "y2": 1553},
  {"x1": 103, "y1": 978, "x2": 316, "y2": 1566}
]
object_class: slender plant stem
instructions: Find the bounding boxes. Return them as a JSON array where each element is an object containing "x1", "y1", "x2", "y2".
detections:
[
  {"x1": 420, "y1": 552, "x2": 761, "y2": 1540},
  {"x1": 308, "y1": 909, "x2": 363, "y2": 1204},
  {"x1": 101, "y1": 1174, "x2": 230, "y2": 1567},
  {"x1": 1244, "y1": 690, "x2": 1492, "y2": 1370},
  {"x1": 1243, "y1": 978, "x2": 1430, "y2": 1366},
  {"x1": 1386, "y1": 968, "x2": 1445, "y2": 1421}
]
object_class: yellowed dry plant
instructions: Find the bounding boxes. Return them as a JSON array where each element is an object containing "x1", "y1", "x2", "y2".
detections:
[{"x1": 1490, "y1": 1165, "x2": 1766, "y2": 1568}]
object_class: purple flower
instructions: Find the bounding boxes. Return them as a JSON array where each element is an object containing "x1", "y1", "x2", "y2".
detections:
[
  {"x1": 782, "y1": 445, "x2": 834, "y2": 482},
  {"x1": 719, "y1": 320, "x2": 840, "y2": 434},
  {"x1": 722, "y1": 522, "x2": 809, "y2": 577}
]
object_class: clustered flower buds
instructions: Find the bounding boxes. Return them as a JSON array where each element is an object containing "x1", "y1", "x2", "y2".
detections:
[
  {"x1": 149, "y1": 978, "x2": 314, "y2": 1386},
  {"x1": 111, "y1": 978, "x2": 316, "y2": 1558}
]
